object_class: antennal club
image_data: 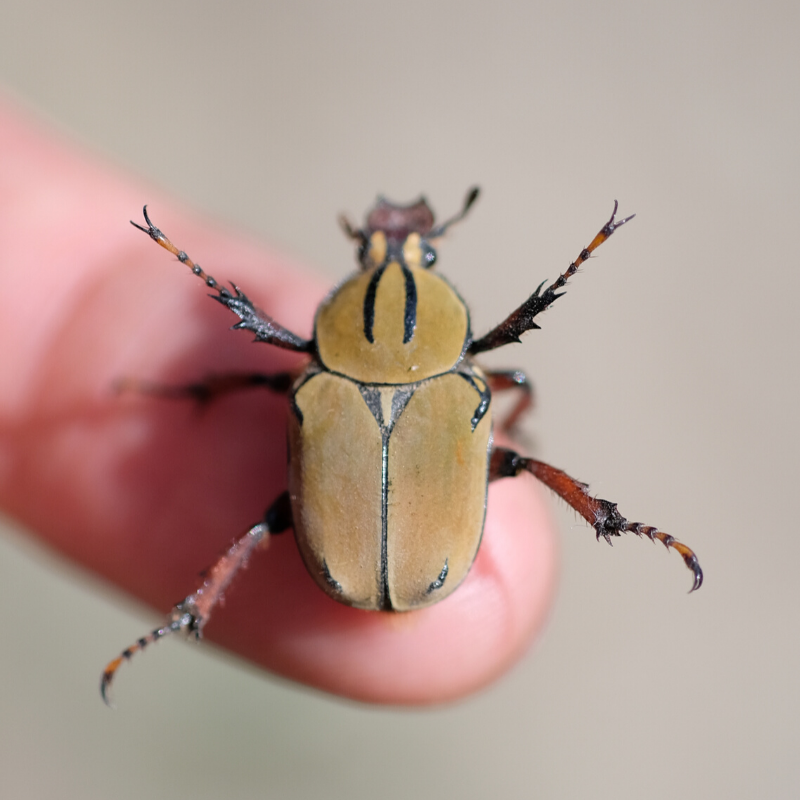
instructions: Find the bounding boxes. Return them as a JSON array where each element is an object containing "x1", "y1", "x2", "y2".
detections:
[{"x1": 429, "y1": 186, "x2": 481, "y2": 238}]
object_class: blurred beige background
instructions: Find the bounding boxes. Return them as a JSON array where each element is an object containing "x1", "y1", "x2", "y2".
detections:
[{"x1": 1, "y1": 0, "x2": 797, "y2": 798}]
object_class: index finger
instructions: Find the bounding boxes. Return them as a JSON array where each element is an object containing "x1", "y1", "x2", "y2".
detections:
[{"x1": 0, "y1": 103, "x2": 558, "y2": 704}]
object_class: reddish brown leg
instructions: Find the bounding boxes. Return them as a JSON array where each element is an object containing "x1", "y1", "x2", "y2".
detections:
[
  {"x1": 469, "y1": 202, "x2": 634, "y2": 355},
  {"x1": 490, "y1": 447, "x2": 703, "y2": 591},
  {"x1": 100, "y1": 492, "x2": 293, "y2": 706},
  {"x1": 115, "y1": 371, "x2": 295, "y2": 406},
  {"x1": 131, "y1": 207, "x2": 312, "y2": 353},
  {"x1": 485, "y1": 369, "x2": 534, "y2": 434}
]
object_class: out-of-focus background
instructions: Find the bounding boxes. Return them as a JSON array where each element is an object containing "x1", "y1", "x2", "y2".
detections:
[{"x1": 1, "y1": 1, "x2": 797, "y2": 798}]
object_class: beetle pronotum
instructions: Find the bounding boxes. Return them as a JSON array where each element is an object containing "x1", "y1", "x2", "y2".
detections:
[{"x1": 100, "y1": 189, "x2": 702, "y2": 703}]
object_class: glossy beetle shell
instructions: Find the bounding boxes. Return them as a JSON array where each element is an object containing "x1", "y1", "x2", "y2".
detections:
[{"x1": 288, "y1": 266, "x2": 492, "y2": 611}]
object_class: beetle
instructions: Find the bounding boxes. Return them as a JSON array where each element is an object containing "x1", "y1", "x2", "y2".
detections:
[{"x1": 100, "y1": 188, "x2": 703, "y2": 703}]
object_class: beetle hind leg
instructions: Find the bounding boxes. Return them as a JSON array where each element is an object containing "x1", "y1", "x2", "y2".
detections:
[
  {"x1": 490, "y1": 447, "x2": 703, "y2": 591},
  {"x1": 100, "y1": 492, "x2": 293, "y2": 706},
  {"x1": 100, "y1": 607, "x2": 198, "y2": 707}
]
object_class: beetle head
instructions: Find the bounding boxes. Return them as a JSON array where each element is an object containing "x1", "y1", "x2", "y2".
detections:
[{"x1": 340, "y1": 187, "x2": 480, "y2": 272}]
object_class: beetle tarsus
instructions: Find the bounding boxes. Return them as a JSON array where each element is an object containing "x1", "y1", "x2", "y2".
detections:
[
  {"x1": 602, "y1": 200, "x2": 636, "y2": 236},
  {"x1": 489, "y1": 447, "x2": 703, "y2": 591},
  {"x1": 130, "y1": 205, "x2": 159, "y2": 238},
  {"x1": 100, "y1": 608, "x2": 197, "y2": 708}
]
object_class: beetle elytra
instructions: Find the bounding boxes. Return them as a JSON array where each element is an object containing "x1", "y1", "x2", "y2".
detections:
[{"x1": 100, "y1": 189, "x2": 702, "y2": 703}]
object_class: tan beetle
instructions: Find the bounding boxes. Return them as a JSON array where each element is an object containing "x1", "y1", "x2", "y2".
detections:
[{"x1": 101, "y1": 189, "x2": 702, "y2": 702}]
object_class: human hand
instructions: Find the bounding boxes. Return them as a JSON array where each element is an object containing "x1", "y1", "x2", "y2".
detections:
[{"x1": 0, "y1": 100, "x2": 557, "y2": 704}]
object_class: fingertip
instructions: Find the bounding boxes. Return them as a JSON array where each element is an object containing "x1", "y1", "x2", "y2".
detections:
[{"x1": 208, "y1": 475, "x2": 559, "y2": 705}]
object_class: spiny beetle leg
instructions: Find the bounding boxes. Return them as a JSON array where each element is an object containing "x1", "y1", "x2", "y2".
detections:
[
  {"x1": 100, "y1": 491, "x2": 293, "y2": 706},
  {"x1": 489, "y1": 447, "x2": 703, "y2": 591},
  {"x1": 469, "y1": 201, "x2": 635, "y2": 355},
  {"x1": 114, "y1": 371, "x2": 295, "y2": 406},
  {"x1": 485, "y1": 369, "x2": 534, "y2": 435},
  {"x1": 131, "y1": 207, "x2": 313, "y2": 353}
]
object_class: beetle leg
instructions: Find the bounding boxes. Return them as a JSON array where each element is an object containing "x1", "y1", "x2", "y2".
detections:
[
  {"x1": 131, "y1": 207, "x2": 313, "y2": 353},
  {"x1": 469, "y1": 202, "x2": 635, "y2": 355},
  {"x1": 489, "y1": 447, "x2": 703, "y2": 592},
  {"x1": 115, "y1": 371, "x2": 295, "y2": 406},
  {"x1": 485, "y1": 369, "x2": 534, "y2": 434},
  {"x1": 100, "y1": 492, "x2": 293, "y2": 706}
]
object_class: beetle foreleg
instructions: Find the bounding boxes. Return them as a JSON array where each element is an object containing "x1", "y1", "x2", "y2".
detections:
[
  {"x1": 115, "y1": 371, "x2": 295, "y2": 405},
  {"x1": 489, "y1": 447, "x2": 703, "y2": 591},
  {"x1": 100, "y1": 492, "x2": 293, "y2": 706},
  {"x1": 485, "y1": 369, "x2": 534, "y2": 434},
  {"x1": 131, "y1": 207, "x2": 313, "y2": 353},
  {"x1": 211, "y1": 284, "x2": 313, "y2": 352},
  {"x1": 469, "y1": 202, "x2": 635, "y2": 355}
]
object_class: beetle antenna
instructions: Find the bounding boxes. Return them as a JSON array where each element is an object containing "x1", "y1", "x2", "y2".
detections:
[
  {"x1": 429, "y1": 186, "x2": 480, "y2": 238},
  {"x1": 338, "y1": 214, "x2": 367, "y2": 245}
]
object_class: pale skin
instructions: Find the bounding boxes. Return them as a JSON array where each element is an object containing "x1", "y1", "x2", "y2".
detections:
[{"x1": 0, "y1": 101, "x2": 557, "y2": 704}]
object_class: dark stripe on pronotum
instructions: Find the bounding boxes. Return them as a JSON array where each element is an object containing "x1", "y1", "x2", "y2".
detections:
[
  {"x1": 363, "y1": 264, "x2": 418, "y2": 344},
  {"x1": 401, "y1": 265, "x2": 417, "y2": 343},
  {"x1": 363, "y1": 265, "x2": 386, "y2": 343}
]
